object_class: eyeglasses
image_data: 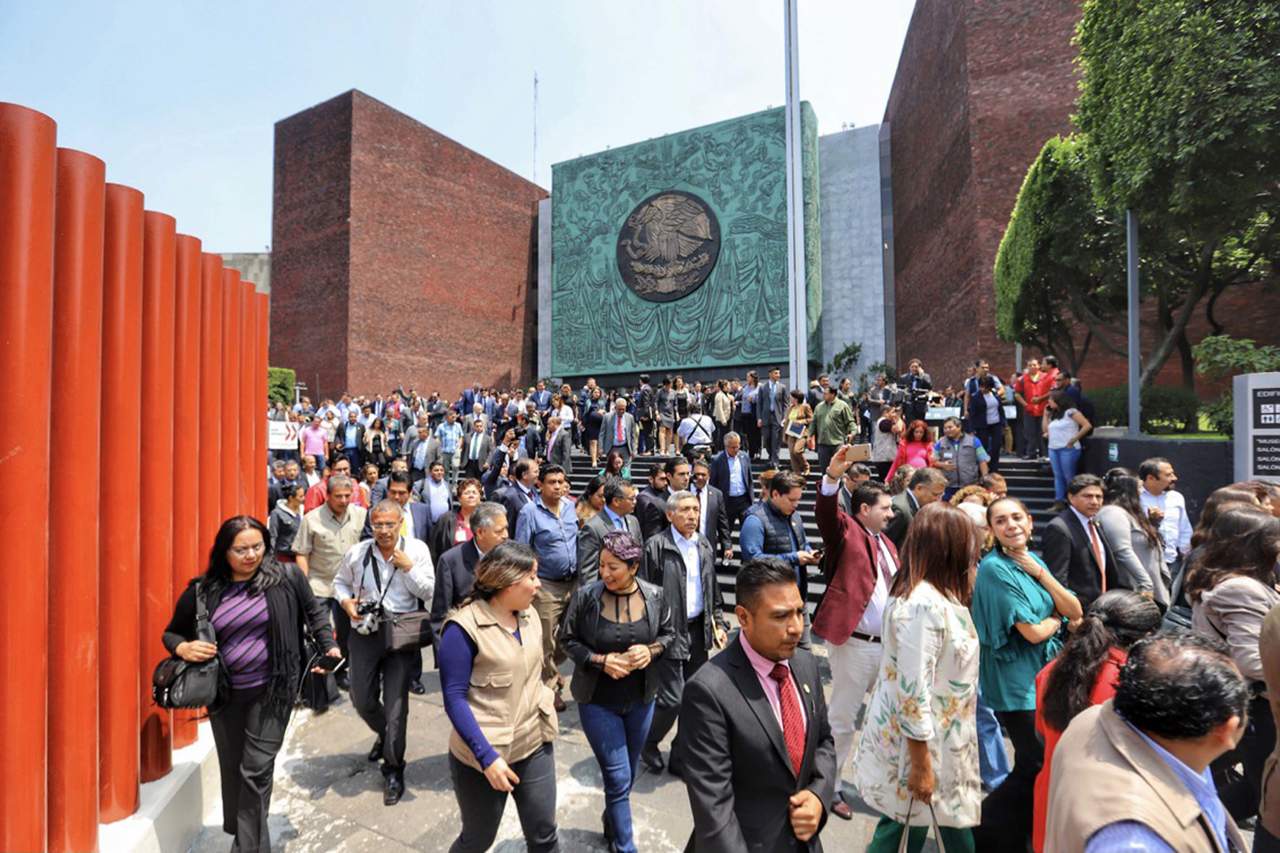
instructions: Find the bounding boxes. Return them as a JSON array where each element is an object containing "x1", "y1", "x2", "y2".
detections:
[
  {"x1": 230, "y1": 543, "x2": 265, "y2": 557},
  {"x1": 370, "y1": 522, "x2": 400, "y2": 530}
]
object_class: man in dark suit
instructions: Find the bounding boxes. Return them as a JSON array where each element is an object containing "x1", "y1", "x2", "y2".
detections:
[
  {"x1": 709, "y1": 431, "x2": 753, "y2": 529},
  {"x1": 495, "y1": 458, "x2": 539, "y2": 534},
  {"x1": 757, "y1": 367, "x2": 789, "y2": 468},
  {"x1": 577, "y1": 477, "x2": 642, "y2": 584},
  {"x1": 640, "y1": 490, "x2": 728, "y2": 775},
  {"x1": 545, "y1": 416, "x2": 574, "y2": 475},
  {"x1": 598, "y1": 396, "x2": 639, "y2": 470},
  {"x1": 883, "y1": 467, "x2": 947, "y2": 550},
  {"x1": 460, "y1": 418, "x2": 493, "y2": 480},
  {"x1": 679, "y1": 558, "x2": 836, "y2": 852},
  {"x1": 268, "y1": 459, "x2": 307, "y2": 511},
  {"x1": 1041, "y1": 472, "x2": 1118, "y2": 610},
  {"x1": 634, "y1": 464, "x2": 672, "y2": 541},
  {"x1": 690, "y1": 459, "x2": 732, "y2": 564},
  {"x1": 369, "y1": 459, "x2": 410, "y2": 506},
  {"x1": 430, "y1": 501, "x2": 508, "y2": 645},
  {"x1": 338, "y1": 408, "x2": 366, "y2": 471}
]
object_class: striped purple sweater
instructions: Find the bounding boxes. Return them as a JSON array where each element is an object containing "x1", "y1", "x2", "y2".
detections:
[{"x1": 211, "y1": 582, "x2": 271, "y2": 691}]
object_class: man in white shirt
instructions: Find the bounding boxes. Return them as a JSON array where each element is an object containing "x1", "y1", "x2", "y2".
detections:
[
  {"x1": 676, "y1": 404, "x2": 717, "y2": 461},
  {"x1": 1139, "y1": 457, "x2": 1192, "y2": 569},
  {"x1": 335, "y1": 499, "x2": 435, "y2": 806},
  {"x1": 413, "y1": 461, "x2": 453, "y2": 527}
]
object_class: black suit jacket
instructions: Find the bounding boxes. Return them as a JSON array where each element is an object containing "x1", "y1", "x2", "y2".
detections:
[
  {"x1": 497, "y1": 483, "x2": 534, "y2": 535},
  {"x1": 679, "y1": 637, "x2": 836, "y2": 852},
  {"x1": 359, "y1": 501, "x2": 431, "y2": 542},
  {"x1": 430, "y1": 540, "x2": 481, "y2": 644},
  {"x1": 635, "y1": 485, "x2": 670, "y2": 542},
  {"x1": 694, "y1": 484, "x2": 732, "y2": 557},
  {"x1": 709, "y1": 450, "x2": 753, "y2": 504},
  {"x1": 576, "y1": 509, "x2": 643, "y2": 585},
  {"x1": 1041, "y1": 509, "x2": 1119, "y2": 611}
]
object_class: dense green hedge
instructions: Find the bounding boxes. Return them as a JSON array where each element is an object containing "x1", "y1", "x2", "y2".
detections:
[
  {"x1": 268, "y1": 367, "x2": 295, "y2": 405},
  {"x1": 1089, "y1": 385, "x2": 1201, "y2": 433}
]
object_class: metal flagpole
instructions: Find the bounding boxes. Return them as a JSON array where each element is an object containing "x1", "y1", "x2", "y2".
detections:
[{"x1": 783, "y1": 0, "x2": 809, "y2": 393}]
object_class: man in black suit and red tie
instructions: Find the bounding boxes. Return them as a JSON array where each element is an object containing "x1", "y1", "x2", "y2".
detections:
[{"x1": 678, "y1": 558, "x2": 836, "y2": 852}]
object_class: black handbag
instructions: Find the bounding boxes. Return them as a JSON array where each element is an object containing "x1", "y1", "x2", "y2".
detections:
[{"x1": 152, "y1": 581, "x2": 226, "y2": 709}]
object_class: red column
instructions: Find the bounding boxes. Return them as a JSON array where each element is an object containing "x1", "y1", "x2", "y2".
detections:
[
  {"x1": 240, "y1": 281, "x2": 257, "y2": 516},
  {"x1": 171, "y1": 235, "x2": 202, "y2": 750},
  {"x1": 48, "y1": 147, "x2": 106, "y2": 853},
  {"x1": 139, "y1": 211, "x2": 176, "y2": 781},
  {"x1": 199, "y1": 255, "x2": 223, "y2": 554},
  {"x1": 221, "y1": 269, "x2": 242, "y2": 520},
  {"x1": 256, "y1": 292, "x2": 270, "y2": 518},
  {"x1": 99, "y1": 182, "x2": 145, "y2": 822},
  {"x1": 0, "y1": 101, "x2": 56, "y2": 853}
]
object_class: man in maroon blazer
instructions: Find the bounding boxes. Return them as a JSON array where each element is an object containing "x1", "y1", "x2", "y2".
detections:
[{"x1": 811, "y1": 444, "x2": 899, "y2": 820}]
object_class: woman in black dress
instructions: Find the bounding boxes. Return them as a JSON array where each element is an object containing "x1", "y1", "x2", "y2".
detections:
[{"x1": 585, "y1": 386, "x2": 607, "y2": 468}]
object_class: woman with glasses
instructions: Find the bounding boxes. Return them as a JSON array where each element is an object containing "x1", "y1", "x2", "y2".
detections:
[{"x1": 162, "y1": 515, "x2": 338, "y2": 852}]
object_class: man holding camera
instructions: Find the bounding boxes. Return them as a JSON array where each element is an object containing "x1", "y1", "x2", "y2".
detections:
[{"x1": 334, "y1": 499, "x2": 436, "y2": 806}]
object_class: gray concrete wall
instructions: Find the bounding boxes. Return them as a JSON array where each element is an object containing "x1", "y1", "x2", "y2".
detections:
[
  {"x1": 536, "y1": 197, "x2": 552, "y2": 380},
  {"x1": 220, "y1": 252, "x2": 272, "y2": 294},
  {"x1": 818, "y1": 125, "x2": 886, "y2": 381}
]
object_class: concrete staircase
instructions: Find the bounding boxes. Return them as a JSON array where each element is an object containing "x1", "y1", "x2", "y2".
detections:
[{"x1": 561, "y1": 450, "x2": 1058, "y2": 609}]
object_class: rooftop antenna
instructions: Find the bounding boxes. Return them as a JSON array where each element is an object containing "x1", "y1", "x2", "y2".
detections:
[{"x1": 532, "y1": 71, "x2": 539, "y2": 183}]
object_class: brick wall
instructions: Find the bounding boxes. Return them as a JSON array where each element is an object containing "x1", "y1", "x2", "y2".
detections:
[{"x1": 271, "y1": 90, "x2": 546, "y2": 401}]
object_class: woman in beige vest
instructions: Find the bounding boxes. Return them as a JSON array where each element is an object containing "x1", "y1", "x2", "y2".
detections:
[{"x1": 439, "y1": 541, "x2": 560, "y2": 852}]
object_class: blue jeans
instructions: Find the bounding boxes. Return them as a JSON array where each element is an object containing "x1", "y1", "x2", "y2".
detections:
[
  {"x1": 578, "y1": 700, "x2": 654, "y2": 853},
  {"x1": 976, "y1": 689, "x2": 1010, "y2": 791},
  {"x1": 1048, "y1": 446, "x2": 1081, "y2": 501}
]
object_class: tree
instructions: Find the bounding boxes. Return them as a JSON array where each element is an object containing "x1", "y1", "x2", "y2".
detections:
[
  {"x1": 1076, "y1": 0, "x2": 1279, "y2": 388},
  {"x1": 994, "y1": 135, "x2": 1127, "y2": 374},
  {"x1": 268, "y1": 367, "x2": 295, "y2": 405},
  {"x1": 1192, "y1": 335, "x2": 1280, "y2": 433},
  {"x1": 825, "y1": 340, "x2": 863, "y2": 377}
]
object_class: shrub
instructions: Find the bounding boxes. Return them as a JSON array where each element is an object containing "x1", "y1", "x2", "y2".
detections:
[
  {"x1": 268, "y1": 367, "x2": 295, "y2": 405},
  {"x1": 1089, "y1": 384, "x2": 1201, "y2": 433}
]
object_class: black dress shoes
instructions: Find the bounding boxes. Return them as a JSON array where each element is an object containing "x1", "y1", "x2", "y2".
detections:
[
  {"x1": 409, "y1": 679, "x2": 426, "y2": 695},
  {"x1": 367, "y1": 737, "x2": 384, "y2": 762},
  {"x1": 639, "y1": 744, "x2": 665, "y2": 773},
  {"x1": 383, "y1": 770, "x2": 404, "y2": 806}
]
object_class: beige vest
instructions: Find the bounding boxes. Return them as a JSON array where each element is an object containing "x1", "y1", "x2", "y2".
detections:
[
  {"x1": 445, "y1": 599, "x2": 557, "y2": 771},
  {"x1": 1046, "y1": 701, "x2": 1246, "y2": 853}
]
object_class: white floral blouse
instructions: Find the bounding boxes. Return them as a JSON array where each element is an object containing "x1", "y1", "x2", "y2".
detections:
[{"x1": 853, "y1": 580, "x2": 982, "y2": 827}]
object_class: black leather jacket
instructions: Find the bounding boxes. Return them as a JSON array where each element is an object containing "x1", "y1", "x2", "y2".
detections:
[{"x1": 560, "y1": 578, "x2": 675, "y2": 705}]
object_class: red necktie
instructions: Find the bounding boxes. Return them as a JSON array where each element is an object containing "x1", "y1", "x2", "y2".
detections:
[
  {"x1": 769, "y1": 663, "x2": 806, "y2": 776},
  {"x1": 1089, "y1": 521, "x2": 1107, "y2": 592},
  {"x1": 616, "y1": 414, "x2": 624, "y2": 443}
]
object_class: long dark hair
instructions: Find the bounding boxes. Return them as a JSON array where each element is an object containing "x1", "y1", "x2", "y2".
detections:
[
  {"x1": 1184, "y1": 504, "x2": 1280, "y2": 603},
  {"x1": 1102, "y1": 467, "x2": 1161, "y2": 547},
  {"x1": 202, "y1": 515, "x2": 282, "y2": 597},
  {"x1": 1191, "y1": 487, "x2": 1262, "y2": 549},
  {"x1": 891, "y1": 502, "x2": 979, "y2": 606},
  {"x1": 1041, "y1": 591, "x2": 1161, "y2": 732}
]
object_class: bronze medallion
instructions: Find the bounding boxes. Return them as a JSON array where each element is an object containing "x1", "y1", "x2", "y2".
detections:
[{"x1": 616, "y1": 190, "x2": 721, "y2": 303}]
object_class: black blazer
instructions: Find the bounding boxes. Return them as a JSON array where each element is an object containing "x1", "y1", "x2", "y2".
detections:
[
  {"x1": 635, "y1": 485, "x2": 670, "y2": 542},
  {"x1": 709, "y1": 450, "x2": 752, "y2": 503},
  {"x1": 497, "y1": 483, "x2": 534, "y2": 535},
  {"x1": 1041, "y1": 509, "x2": 1119, "y2": 611},
  {"x1": 577, "y1": 509, "x2": 644, "y2": 585},
  {"x1": 428, "y1": 510, "x2": 469, "y2": 564},
  {"x1": 430, "y1": 540, "x2": 481, "y2": 644},
  {"x1": 559, "y1": 578, "x2": 676, "y2": 705},
  {"x1": 694, "y1": 484, "x2": 732, "y2": 557},
  {"x1": 641, "y1": 528, "x2": 727, "y2": 659},
  {"x1": 678, "y1": 637, "x2": 836, "y2": 852}
]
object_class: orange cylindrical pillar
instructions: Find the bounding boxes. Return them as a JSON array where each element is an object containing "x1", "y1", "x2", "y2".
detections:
[
  {"x1": 48, "y1": 147, "x2": 106, "y2": 853},
  {"x1": 171, "y1": 235, "x2": 202, "y2": 749},
  {"x1": 221, "y1": 269, "x2": 242, "y2": 521},
  {"x1": 0, "y1": 101, "x2": 56, "y2": 853},
  {"x1": 198, "y1": 254, "x2": 224, "y2": 555},
  {"x1": 139, "y1": 211, "x2": 176, "y2": 782},
  {"x1": 99, "y1": 182, "x2": 145, "y2": 822},
  {"x1": 240, "y1": 281, "x2": 257, "y2": 517},
  {"x1": 256, "y1": 292, "x2": 270, "y2": 518}
]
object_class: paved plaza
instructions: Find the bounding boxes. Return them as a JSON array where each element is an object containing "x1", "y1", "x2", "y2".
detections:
[{"x1": 190, "y1": 638, "x2": 914, "y2": 852}]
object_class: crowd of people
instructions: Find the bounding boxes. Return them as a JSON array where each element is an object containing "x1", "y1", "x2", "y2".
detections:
[{"x1": 166, "y1": 361, "x2": 1280, "y2": 853}]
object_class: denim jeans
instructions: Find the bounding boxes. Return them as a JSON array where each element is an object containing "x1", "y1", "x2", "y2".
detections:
[
  {"x1": 578, "y1": 700, "x2": 655, "y2": 853},
  {"x1": 1048, "y1": 446, "x2": 1081, "y2": 501},
  {"x1": 975, "y1": 690, "x2": 1010, "y2": 791}
]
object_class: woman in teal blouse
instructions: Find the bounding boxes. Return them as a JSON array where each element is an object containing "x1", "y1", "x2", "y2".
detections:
[{"x1": 971, "y1": 496, "x2": 1081, "y2": 852}]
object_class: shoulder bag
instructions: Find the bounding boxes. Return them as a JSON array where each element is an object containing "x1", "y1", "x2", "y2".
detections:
[
  {"x1": 897, "y1": 798, "x2": 947, "y2": 853},
  {"x1": 152, "y1": 581, "x2": 226, "y2": 709}
]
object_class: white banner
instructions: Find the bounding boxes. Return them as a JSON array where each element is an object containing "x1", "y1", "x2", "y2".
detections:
[
  {"x1": 268, "y1": 420, "x2": 298, "y2": 451},
  {"x1": 926, "y1": 406, "x2": 961, "y2": 420}
]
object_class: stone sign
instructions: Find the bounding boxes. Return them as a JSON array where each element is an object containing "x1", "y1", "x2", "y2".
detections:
[
  {"x1": 615, "y1": 190, "x2": 721, "y2": 303},
  {"x1": 1235, "y1": 372, "x2": 1280, "y2": 482}
]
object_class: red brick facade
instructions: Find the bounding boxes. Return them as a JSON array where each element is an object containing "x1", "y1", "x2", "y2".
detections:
[
  {"x1": 271, "y1": 90, "x2": 546, "y2": 399},
  {"x1": 883, "y1": 1, "x2": 1280, "y2": 391}
]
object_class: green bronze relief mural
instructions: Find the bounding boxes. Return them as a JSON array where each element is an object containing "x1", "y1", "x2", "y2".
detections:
[{"x1": 550, "y1": 104, "x2": 820, "y2": 377}]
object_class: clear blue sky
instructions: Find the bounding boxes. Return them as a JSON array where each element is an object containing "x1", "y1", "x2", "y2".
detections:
[{"x1": 2, "y1": 1, "x2": 916, "y2": 252}]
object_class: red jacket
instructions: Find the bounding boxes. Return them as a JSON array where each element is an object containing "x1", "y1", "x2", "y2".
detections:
[{"x1": 811, "y1": 486, "x2": 899, "y2": 644}]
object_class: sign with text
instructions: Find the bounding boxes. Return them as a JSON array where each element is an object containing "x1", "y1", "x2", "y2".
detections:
[
  {"x1": 1254, "y1": 388, "x2": 1280, "y2": 429},
  {"x1": 268, "y1": 420, "x2": 298, "y2": 451},
  {"x1": 1235, "y1": 373, "x2": 1280, "y2": 482}
]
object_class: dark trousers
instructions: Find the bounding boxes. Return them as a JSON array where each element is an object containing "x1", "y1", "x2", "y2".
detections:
[
  {"x1": 725, "y1": 494, "x2": 751, "y2": 533},
  {"x1": 974, "y1": 709, "x2": 1041, "y2": 852},
  {"x1": 348, "y1": 628, "x2": 416, "y2": 772},
  {"x1": 579, "y1": 701, "x2": 655, "y2": 853},
  {"x1": 974, "y1": 424, "x2": 1003, "y2": 473},
  {"x1": 1213, "y1": 693, "x2": 1277, "y2": 821},
  {"x1": 449, "y1": 742, "x2": 559, "y2": 853},
  {"x1": 638, "y1": 418, "x2": 654, "y2": 454},
  {"x1": 761, "y1": 422, "x2": 782, "y2": 467},
  {"x1": 328, "y1": 598, "x2": 351, "y2": 661},
  {"x1": 647, "y1": 615, "x2": 709, "y2": 755},
  {"x1": 817, "y1": 443, "x2": 839, "y2": 476},
  {"x1": 736, "y1": 414, "x2": 758, "y2": 460},
  {"x1": 209, "y1": 686, "x2": 290, "y2": 853},
  {"x1": 1022, "y1": 410, "x2": 1045, "y2": 458},
  {"x1": 343, "y1": 446, "x2": 362, "y2": 471},
  {"x1": 1255, "y1": 823, "x2": 1280, "y2": 853}
]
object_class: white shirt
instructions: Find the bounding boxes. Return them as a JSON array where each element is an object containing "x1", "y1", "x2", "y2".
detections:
[
  {"x1": 672, "y1": 529, "x2": 703, "y2": 619},
  {"x1": 1141, "y1": 487, "x2": 1191, "y2": 563},
  {"x1": 820, "y1": 476, "x2": 897, "y2": 636},
  {"x1": 333, "y1": 537, "x2": 435, "y2": 614},
  {"x1": 1069, "y1": 505, "x2": 1101, "y2": 552},
  {"x1": 726, "y1": 451, "x2": 746, "y2": 497},
  {"x1": 304, "y1": 470, "x2": 322, "y2": 488},
  {"x1": 692, "y1": 485, "x2": 710, "y2": 537},
  {"x1": 678, "y1": 415, "x2": 715, "y2": 445}
]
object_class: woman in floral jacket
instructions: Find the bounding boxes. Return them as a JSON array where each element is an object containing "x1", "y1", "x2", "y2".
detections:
[{"x1": 854, "y1": 502, "x2": 984, "y2": 853}]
